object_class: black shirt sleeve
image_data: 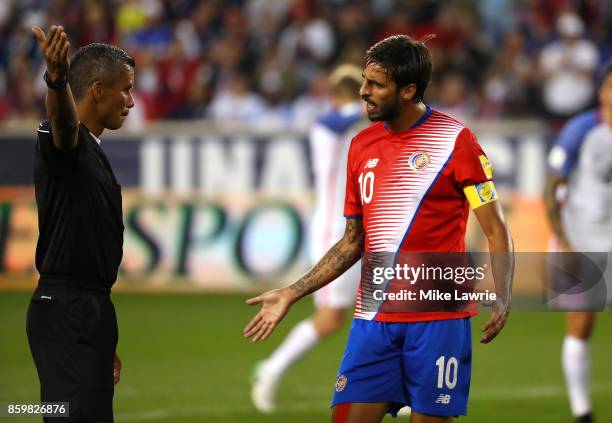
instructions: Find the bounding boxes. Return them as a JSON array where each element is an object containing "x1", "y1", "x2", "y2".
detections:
[{"x1": 36, "y1": 121, "x2": 87, "y2": 168}]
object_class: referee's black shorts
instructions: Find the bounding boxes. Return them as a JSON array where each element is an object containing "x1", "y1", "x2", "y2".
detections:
[{"x1": 26, "y1": 279, "x2": 118, "y2": 423}]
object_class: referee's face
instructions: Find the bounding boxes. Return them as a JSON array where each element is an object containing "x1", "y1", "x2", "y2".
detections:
[{"x1": 99, "y1": 64, "x2": 135, "y2": 130}]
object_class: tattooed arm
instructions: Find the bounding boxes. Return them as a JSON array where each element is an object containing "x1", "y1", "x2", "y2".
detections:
[
  {"x1": 243, "y1": 218, "x2": 365, "y2": 342},
  {"x1": 288, "y1": 218, "x2": 364, "y2": 297}
]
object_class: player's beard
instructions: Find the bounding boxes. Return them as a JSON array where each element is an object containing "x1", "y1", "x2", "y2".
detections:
[{"x1": 365, "y1": 97, "x2": 400, "y2": 122}]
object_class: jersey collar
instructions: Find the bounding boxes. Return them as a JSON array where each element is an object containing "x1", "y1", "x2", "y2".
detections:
[
  {"x1": 89, "y1": 131, "x2": 102, "y2": 145},
  {"x1": 79, "y1": 122, "x2": 102, "y2": 145},
  {"x1": 384, "y1": 105, "x2": 433, "y2": 133},
  {"x1": 410, "y1": 105, "x2": 433, "y2": 129}
]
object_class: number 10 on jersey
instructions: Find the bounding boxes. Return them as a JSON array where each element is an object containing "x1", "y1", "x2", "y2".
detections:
[{"x1": 358, "y1": 171, "x2": 375, "y2": 204}]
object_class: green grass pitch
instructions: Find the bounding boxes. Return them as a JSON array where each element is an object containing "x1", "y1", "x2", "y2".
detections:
[{"x1": 1, "y1": 291, "x2": 611, "y2": 422}]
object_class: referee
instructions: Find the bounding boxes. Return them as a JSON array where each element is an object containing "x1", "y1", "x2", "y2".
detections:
[{"x1": 27, "y1": 25, "x2": 134, "y2": 422}]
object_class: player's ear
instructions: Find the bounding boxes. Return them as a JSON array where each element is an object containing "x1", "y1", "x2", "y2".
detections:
[
  {"x1": 90, "y1": 80, "x2": 104, "y2": 103},
  {"x1": 400, "y1": 84, "x2": 416, "y2": 102}
]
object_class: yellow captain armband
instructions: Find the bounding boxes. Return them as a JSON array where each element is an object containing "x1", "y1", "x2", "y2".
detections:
[{"x1": 463, "y1": 181, "x2": 499, "y2": 209}]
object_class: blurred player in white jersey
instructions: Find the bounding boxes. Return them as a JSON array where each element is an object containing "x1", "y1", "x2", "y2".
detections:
[
  {"x1": 251, "y1": 64, "x2": 364, "y2": 413},
  {"x1": 544, "y1": 61, "x2": 612, "y2": 423}
]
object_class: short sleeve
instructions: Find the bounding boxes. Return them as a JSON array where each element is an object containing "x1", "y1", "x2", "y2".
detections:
[
  {"x1": 36, "y1": 121, "x2": 55, "y2": 158},
  {"x1": 547, "y1": 112, "x2": 597, "y2": 177},
  {"x1": 343, "y1": 138, "x2": 362, "y2": 218},
  {"x1": 36, "y1": 121, "x2": 86, "y2": 167},
  {"x1": 452, "y1": 128, "x2": 493, "y2": 188}
]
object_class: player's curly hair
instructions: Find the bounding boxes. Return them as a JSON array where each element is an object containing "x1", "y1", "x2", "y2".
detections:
[
  {"x1": 68, "y1": 43, "x2": 135, "y2": 100},
  {"x1": 365, "y1": 34, "x2": 433, "y2": 102}
]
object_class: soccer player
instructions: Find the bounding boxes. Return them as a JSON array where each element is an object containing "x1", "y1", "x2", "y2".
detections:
[
  {"x1": 251, "y1": 64, "x2": 364, "y2": 413},
  {"x1": 544, "y1": 61, "x2": 612, "y2": 423},
  {"x1": 27, "y1": 25, "x2": 134, "y2": 423},
  {"x1": 244, "y1": 35, "x2": 513, "y2": 423}
]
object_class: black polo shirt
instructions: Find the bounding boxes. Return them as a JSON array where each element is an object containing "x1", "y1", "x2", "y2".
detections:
[{"x1": 34, "y1": 121, "x2": 124, "y2": 290}]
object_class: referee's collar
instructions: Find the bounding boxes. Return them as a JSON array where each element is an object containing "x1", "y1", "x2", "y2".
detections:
[
  {"x1": 89, "y1": 131, "x2": 102, "y2": 145},
  {"x1": 79, "y1": 122, "x2": 102, "y2": 145}
]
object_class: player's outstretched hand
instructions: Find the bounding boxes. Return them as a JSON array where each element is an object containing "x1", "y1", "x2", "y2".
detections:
[
  {"x1": 32, "y1": 25, "x2": 70, "y2": 82},
  {"x1": 244, "y1": 288, "x2": 294, "y2": 342},
  {"x1": 480, "y1": 300, "x2": 510, "y2": 344}
]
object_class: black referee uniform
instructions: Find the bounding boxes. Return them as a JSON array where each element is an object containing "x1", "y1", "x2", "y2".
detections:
[{"x1": 27, "y1": 120, "x2": 123, "y2": 422}]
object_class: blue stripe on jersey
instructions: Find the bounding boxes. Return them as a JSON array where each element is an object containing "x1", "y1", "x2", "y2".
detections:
[
  {"x1": 550, "y1": 109, "x2": 601, "y2": 177},
  {"x1": 317, "y1": 109, "x2": 362, "y2": 135},
  {"x1": 370, "y1": 151, "x2": 456, "y2": 320},
  {"x1": 394, "y1": 150, "x2": 455, "y2": 254}
]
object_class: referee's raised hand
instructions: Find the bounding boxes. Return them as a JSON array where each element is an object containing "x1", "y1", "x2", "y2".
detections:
[
  {"x1": 32, "y1": 25, "x2": 70, "y2": 82},
  {"x1": 31, "y1": 25, "x2": 78, "y2": 150}
]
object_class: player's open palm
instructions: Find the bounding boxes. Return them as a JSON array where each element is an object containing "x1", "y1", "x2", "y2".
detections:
[
  {"x1": 480, "y1": 300, "x2": 510, "y2": 344},
  {"x1": 32, "y1": 25, "x2": 70, "y2": 81},
  {"x1": 244, "y1": 289, "x2": 293, "y2": 342}
]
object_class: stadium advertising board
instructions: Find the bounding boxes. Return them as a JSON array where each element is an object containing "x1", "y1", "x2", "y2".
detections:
[{"x1": 0, "y1": 122, "x2": 550, "y2": 291}]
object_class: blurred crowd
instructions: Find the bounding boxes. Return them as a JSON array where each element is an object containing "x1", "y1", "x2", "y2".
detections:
[{"x1": 1, "y1": 0, "x2": 612, "y2": 129}]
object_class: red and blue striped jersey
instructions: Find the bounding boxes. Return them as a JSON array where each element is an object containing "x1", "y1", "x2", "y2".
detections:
[{"x1": 343, "y1": 107, "x2": 493, "y2": 322}]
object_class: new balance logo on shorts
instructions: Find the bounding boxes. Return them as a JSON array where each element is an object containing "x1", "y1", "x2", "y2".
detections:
[
  {"x1": 435, "y1": 394, "x2": 451, "y2": 404},
  {"x1": 364, "y1": 158, "x2": 379, "y2": 169}
]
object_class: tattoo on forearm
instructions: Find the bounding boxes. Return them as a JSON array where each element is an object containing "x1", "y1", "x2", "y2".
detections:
[
  {"x1": 346, "y1": 219, "x2": 365, "y2": 248},
  {"x1": 289, "y1": 219, "x2": 364, "y2": 297}
]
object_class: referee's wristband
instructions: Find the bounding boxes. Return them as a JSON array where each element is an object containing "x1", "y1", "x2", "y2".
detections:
[{"x1": 44, "y1": 71, "x2": 68, "y2": 90}]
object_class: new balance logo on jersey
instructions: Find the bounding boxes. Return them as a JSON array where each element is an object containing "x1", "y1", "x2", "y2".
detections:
[
  {"x1": 364, "y1": 158, "x2": 379, "y2": 169},
  {"x1": 435, "y1": 394, "x2": 451, "y2": 404}
]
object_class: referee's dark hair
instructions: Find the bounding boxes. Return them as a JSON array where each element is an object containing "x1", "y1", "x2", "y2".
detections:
[
  {"x1": 68, "y1": 43, "x2": 135, "y2": 100},
  {"x1": 365, "y1": 34, "x2": 434, "y2": 102}
]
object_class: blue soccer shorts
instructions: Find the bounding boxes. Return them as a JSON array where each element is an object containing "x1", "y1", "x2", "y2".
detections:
[{"x1": 332, "y1": 318, "x2": 472, "y2": 417}]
